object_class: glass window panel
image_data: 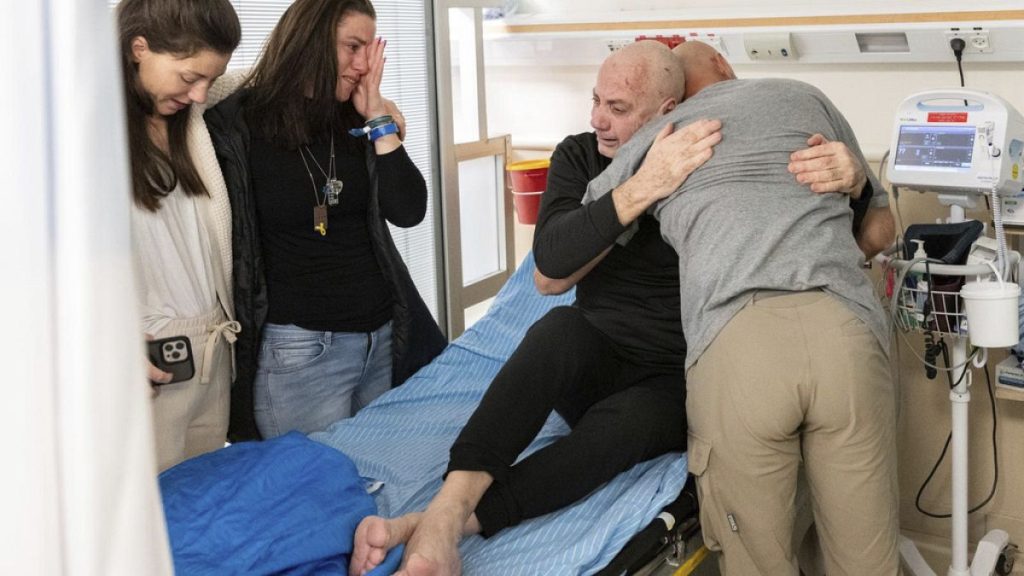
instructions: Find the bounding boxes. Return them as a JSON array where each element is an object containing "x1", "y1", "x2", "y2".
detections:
[
  {"x1": 457, "y1": 155, "x2": 503, "y2": 284},
  {"x1": 463, "y1": 298, "x2": 493, "y2": 331},
  {"x1": 448, "y1": 7, "x2": 480, "y2": 144}
]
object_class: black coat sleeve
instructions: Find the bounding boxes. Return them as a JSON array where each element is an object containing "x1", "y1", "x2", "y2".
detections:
[{"x1": 376, "y1": 146, "x2": 428, "y2": 228}]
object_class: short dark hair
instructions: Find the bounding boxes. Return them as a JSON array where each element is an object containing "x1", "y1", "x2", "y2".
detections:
[
  {"x1": 118, "y1": 0, "x2": 241, "y2": 211},
  {"x1": 245, "y1": 0, "x2": 377, "y2": 149}
]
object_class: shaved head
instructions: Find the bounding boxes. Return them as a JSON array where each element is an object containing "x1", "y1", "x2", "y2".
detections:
[
  {"x1": 672, "y1": 41, "x2": 736, "y2": 100},
  {"x1": 608, "y1": 40, "x2": 687, "y2": 104},
  {"x1": 590, "y1": 40, "x2": 687, "y2": 157}
]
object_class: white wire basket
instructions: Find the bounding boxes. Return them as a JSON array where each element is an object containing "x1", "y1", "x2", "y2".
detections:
[
  {"x1": 894, "y1": 281, "x2": 968, "y2": 336},
  {"x1": 884, "y1": 249, "x2": 1021, "y2": 339}
]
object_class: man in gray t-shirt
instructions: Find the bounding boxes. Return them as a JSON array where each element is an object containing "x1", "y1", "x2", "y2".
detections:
[
  {"x1": 587, "y1": 74, "x2": 890, "y2": 371},
  {"x1": 585, "y1": 44, "x2": 900, "y2": 575}
]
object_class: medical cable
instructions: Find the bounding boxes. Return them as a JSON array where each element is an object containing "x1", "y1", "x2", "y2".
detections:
[
  {"x1": 913, "y1": 355, "x2": 964, "y2": 520},
  {"x1": 918, "y1": 259, "x2": 944, "y2": 380},
  {"x1": 914, "y1": 360, "x2": 999, "y2": 519},
  {"x1": 949, "y1": 37, "x2": 967, "y2": 97},
  {"x1": 988, "y1": 153, "x2": 1010, "y2": 278},
  {"x1": 878, "y1": 149, "x2": 906, "y2": 235},
  {"x1": 888, "y1": 256, "x2": 981, "y2": 374},
  {"x1": 891, "y1": 189, "x2": 906, "y2": 238},
  {"x1": 921, "y1": 327, "x2": 944, "y2": 380}
]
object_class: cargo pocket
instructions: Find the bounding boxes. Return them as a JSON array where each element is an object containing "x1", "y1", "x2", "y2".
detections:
[
  {"x1": 689, "y1": 433, "x2": 796, "y2": 575},
  {"x1": 687, "y1": 433, "x2": 723, "y2": 553}
]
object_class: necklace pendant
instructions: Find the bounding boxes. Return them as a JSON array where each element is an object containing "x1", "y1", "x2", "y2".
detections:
[
  {"x1": 313, "y1": 205, "x2": 328, "y2": 236},
  {"x1": 324, "y1": 179, "x2": 344, "y2": 207}
]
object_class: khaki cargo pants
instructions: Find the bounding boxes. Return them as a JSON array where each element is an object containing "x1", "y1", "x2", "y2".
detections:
[{"x1": 686, "y1": 291, "x2": 900, "y2": 576}]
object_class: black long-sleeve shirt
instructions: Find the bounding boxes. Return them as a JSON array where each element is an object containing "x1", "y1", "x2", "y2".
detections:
[
  {"x1": 532, "y1": 130, "x2": 875, "y2": 370},
  {"x1": 533, "y1": 132, "x2": 687, "y2": 369},
  {"x1": 250, "y1": 128, "x2": 427, "y2": 332}
]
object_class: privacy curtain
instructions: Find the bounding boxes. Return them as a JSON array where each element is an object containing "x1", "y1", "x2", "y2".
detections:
[{"x1": 0, "y1": 1, "x2": 172, "y2": 574}]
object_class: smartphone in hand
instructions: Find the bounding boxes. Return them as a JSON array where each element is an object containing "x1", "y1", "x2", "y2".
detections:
[{"x1": 147, "y1": 336, "x2": 195, "y2": 385}]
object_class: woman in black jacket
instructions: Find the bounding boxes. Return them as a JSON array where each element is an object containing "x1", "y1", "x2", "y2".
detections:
[{"x1": 205, "y1": 0, "x2": 445, "y2": 442}]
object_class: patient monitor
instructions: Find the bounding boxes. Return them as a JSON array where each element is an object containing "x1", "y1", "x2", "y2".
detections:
[
  {"x1": 888, "y1": 89, "x2": 1024, "y2": 199},
  {"x1": 885, "y1": 88, "x2": 1022, "y2": 576}
]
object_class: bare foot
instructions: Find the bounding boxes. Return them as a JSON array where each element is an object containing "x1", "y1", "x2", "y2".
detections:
[
  {"x1": 398, "y1": 552, "x2": 442, "y2": 576},
  {"x1": 395, "y1": 507, "x2": 465, "y2": 576},
  {"x1": 350, "y1": 513, "x2": 421, "y2": 576}
]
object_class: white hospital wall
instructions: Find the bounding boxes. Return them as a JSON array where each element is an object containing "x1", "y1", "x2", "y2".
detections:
[
  {"x1": 489, "y1": 62, "x2": 1024, "y2": 158},
  {"x1": 489, "y1": 39, "x2": 1024, "y2": 576},
  {"x1": 488, "y1": 0, "x2": 1024, "y2": 150}
]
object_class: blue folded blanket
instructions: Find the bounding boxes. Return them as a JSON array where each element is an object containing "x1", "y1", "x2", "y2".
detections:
[{"x1": 160, "y1": 432, "x2": 399, "y2": 575}]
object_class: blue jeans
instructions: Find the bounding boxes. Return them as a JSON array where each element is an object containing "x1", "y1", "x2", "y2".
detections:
[{"x1": 253, "y1": 321, "x2": 393, "y2": 438}]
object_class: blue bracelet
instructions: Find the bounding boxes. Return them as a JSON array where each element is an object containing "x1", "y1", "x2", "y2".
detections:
[{"x1": 368, "y1": 122, "x2": 399, "y2": 142}]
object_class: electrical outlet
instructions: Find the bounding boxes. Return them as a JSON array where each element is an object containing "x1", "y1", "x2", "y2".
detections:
[
  {"x1": 945, "y1": 28, "x2": 992, "y2": 54},
  {"x1": 743, "y1": 32, "x2": 797, "y2": 61},
  {"x1": 969, "y1": 33, "x2": 991, "y2": 51}
]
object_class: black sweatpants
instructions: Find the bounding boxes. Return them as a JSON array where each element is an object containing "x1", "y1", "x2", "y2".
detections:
[{"x1": 447, "y1": 306, "x2": 687, "y2": 537}]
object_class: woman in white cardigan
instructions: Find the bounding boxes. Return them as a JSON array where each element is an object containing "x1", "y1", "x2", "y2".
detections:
[{"x1": 117, "y1": 0, "x2": 241, "y2": 471}]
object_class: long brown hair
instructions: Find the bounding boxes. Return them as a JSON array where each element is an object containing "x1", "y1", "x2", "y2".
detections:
[
  {"x1": 118, "y1": 0, "x2": 241, "y2": 211},
  {"x1": 245, "y1": 0, "x2": 376, "y2": 149}
]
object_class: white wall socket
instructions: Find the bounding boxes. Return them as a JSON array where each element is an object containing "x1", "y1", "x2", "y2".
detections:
[
  {"x1": 945, "y1": 28, "x2": 992, "y2": 54},
  {"x1": 743, "y1": 32, "x2": 797, "y2": 61}
]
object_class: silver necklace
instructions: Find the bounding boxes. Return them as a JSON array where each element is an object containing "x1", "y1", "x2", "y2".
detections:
[
  {"x1": 305, "y1": 134, "x2": 343, "y2": 206},
  {"x1": 298, "y1": 141, "x2": 331, "y2": 236}
]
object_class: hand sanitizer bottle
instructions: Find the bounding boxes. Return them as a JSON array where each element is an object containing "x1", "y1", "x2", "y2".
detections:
[{"x1": 909, "y1": 239, "x2": 929, "y2": 328}]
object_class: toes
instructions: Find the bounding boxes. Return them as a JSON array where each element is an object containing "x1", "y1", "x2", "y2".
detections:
[
  {"x1": 350, "y1": 521, "x2": 370, "y2": 574},
  {"x1": 366, "y1": 517, "x2": 391, "y2": 548},
  {"x1": 351, "y1": 516, "x2": 390, "y2": 574}
]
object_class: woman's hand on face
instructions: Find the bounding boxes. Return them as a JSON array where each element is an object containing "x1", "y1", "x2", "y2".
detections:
[{"x1": 352, "y1": 37, "x2": 388, "y2": 120}]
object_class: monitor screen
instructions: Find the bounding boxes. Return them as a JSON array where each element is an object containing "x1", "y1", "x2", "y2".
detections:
[{"x1": 894, "y1": 125, "x2": 976, "y2": 170}]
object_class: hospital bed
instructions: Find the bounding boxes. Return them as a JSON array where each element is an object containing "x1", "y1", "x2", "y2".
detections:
[
  {"x1": 309, "y1": 252, "x2": 695, "y2": 575},
  {"x1": 162, "y1": 253, "x2": 698, "y2": 575}
]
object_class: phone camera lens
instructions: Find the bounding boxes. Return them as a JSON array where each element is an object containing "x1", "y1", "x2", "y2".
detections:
[
  {"x1": 175, "y1": 342, "x2": 185, "y2": 350},
  {"x1": 171, "y1": 351, "x2": 181, "y2": 360}
]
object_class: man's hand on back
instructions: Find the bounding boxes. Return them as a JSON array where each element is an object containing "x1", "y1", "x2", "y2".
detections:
[
  {"x1": 788, "y1": 133, "x2": 866, "y2": 198},
  {"x1": 613, "y1": 119, "x2": 722, "y2": 225}
]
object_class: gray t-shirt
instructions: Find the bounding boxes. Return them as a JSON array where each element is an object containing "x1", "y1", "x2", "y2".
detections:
[{"x1": 584, "y1": 78, "x2": 890, "y2": 369}]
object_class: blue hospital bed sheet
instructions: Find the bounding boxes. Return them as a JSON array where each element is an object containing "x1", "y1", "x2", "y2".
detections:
[{"x1": 311, "y1": 253, "x2": 689, "y2": 576}]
